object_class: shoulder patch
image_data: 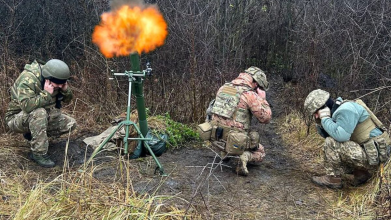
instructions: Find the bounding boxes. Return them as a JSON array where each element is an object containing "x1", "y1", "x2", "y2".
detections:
[{"x1": 221, "y1": 86, "x2": 237, "y2": 95}]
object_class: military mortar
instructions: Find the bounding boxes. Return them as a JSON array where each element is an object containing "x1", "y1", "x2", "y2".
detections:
[{"x1": 87, "y1": 53, "x2": 165, "y2": 175}]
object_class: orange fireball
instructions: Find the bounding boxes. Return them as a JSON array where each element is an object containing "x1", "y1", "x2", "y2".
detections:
[{"x1": 92, "y1": 5, "x2": 168, "y2": 58}]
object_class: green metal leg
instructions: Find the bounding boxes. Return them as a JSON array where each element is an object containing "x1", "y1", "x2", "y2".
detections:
[{"x1": 87, "y1": 53, "x2": 166, "y2": 176}]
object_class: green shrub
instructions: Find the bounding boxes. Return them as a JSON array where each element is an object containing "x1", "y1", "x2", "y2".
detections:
[{"x1": 155, "y1": 112, "x2": 199, "y2": 149}]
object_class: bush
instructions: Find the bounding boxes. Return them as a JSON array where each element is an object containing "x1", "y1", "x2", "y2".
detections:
[{"x1": 155, "y1": 112, "x2": 199, "y2": 149}]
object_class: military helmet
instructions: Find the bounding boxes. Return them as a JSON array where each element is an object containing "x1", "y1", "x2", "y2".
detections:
[
  {"x1": 304, "y1": 89, "x2": 330, "y2": 116},
  {"x1": 41, "y1": 59, "x2": 70, "y2": 82},
  {"x1": 244, "y1": 66, "x2": 269, "y2": 91}
]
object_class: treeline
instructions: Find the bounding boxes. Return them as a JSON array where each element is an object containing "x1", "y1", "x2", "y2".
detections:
[{"x1": 1, "y1": 0, "x2": 391, "y2": 133}]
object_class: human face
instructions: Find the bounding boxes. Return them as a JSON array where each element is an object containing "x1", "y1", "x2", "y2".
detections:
[
  {"x1": 252, "y1": 79, "x2": 258, "y2": 89},
  {"x1": 50, "y1": 81, "x2": 65, "y2": 90}
]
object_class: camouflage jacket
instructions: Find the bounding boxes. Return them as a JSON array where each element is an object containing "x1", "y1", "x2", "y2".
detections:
[
  {"x1": 5, "y1": 60, "x2": 73, "y2": 123},
  {"x1": 211, "y1": 72, "x2": 272, "y2": 130}
]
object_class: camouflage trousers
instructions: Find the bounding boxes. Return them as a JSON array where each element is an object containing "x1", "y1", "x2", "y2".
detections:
[
  {"x1": 323, "y1": 137, "x2": 377, "y2": 176},
  {"x1": 7, "y1": 108, "x2": 77, "y2": 155},
  {"x1": 240, "y1": 143, "x2": 266, "y2": 163},
  {"x1": 220, "y1": 143, "x2": 266, "y2": 163}
]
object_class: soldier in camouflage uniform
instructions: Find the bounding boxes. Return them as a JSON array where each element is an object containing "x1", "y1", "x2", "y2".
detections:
[
  {"x1": 5, "y1": 59, "x2": 77, "y2": 168},
  {"x1": 304, "y1": 89, "x2": 391, "y2": 189},
  {"x1": 210, "y1": 67, "x2": 272, "y2": 176}
]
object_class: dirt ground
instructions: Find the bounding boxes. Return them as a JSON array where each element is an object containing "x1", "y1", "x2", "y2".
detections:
[
  {"x1": 121, "y1": 77, "x2": 338, "y2": 219},
  {"x1": 1, "y1": 76, "x2": 343, "y2": 219}
]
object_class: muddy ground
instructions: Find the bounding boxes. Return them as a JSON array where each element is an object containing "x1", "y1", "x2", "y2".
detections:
[{"x1": 2, "y1": 76, "x2": 343, "y2": 219}]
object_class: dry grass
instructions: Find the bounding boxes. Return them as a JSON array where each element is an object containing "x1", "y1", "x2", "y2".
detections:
[
  {"x1": 277, "y1": 111, "x2": 325, "y2": 173},
  {"x1": 2, "y1": 172, "x2": 195, "y2": 219},
  {"x1": 277, "y1": 111, "x2": 391, "y2": 219},
  {"x1": 0, "y1": 134, "x2": 200, "y2": 220},
  {"x1": 10, "y1": 174, "x2": 190, "y2": 219}
]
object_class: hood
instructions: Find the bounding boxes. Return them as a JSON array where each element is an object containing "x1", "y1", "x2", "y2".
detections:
[{"x1": 24, "y1": 60, "x2": 42, "y2": 78}]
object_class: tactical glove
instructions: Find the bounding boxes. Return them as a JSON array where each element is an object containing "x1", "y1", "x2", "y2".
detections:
[{"x1": 318, "y1": 106, "x2": 331, "y2": 119}]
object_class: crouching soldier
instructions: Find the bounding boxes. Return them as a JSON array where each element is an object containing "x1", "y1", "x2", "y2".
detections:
[
  {"x1": 5, "y1": 59, "x2": 77, "y2": 168},
  {"x1": 202, "y1": 67, "x2": 272, "y2": 176},
  {"x1": 304, "y1": 89, "x2": 391, "y2": 189}
]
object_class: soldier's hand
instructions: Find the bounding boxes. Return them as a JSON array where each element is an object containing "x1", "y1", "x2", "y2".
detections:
[
  {"x1": 44, "y1": 79, "x2": 54, "y2": 94},
  {"x1": 61, "y1": 81, "x2": 68, "y2": 91},
  {"x1": 318, "y1": 106, "x2": 331, "y2": 119},
  {"x1": 256, "y1": 87, "x2": 266, "y2": 99}
]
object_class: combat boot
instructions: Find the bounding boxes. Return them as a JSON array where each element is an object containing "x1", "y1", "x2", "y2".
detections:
[
  {"x1": 312, "y1": 175, "x2": 342, "y2": 189},
  {"x1": 236, "y1": 153, "x2": 249, "y2": 176},
  {"x1": 28, "y1": 152, "x2": 55, "y2": 168},
  {"x1": 352, "y1": 169, "x2": 372, "y2": 186}
]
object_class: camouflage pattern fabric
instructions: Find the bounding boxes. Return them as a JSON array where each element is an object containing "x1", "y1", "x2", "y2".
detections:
[
  {"x1": 211, "y1": 72, "x2": 271, "y2": 163},
  {"x1": 323, "y1": 137, "x2": 377, "y2": 176},
  {"x1": 5, "y1": 60, "x2": 73, "y2": 122},
  {"x1": 303, "y1": 89, "x2": 330, "y2": 116},
  {"x1": 5, "y1": 60, "x2": 76, "y2": 155},
  {"x1": 211, "y1": 83, "x2": 249, "y2": 120},
  {"x1": 244, "y1": 66, "x2": 269, "y2": 91},
  {"x1": 7, "y1": 107, "x2": 76, "y2": 155},
  {"x1": 249, "y1": 131, "x2": 260, "y2": 149},
  {"x1": 240, "y1": 144, "x2": 266, "y2": 163},
  {"x1": 212, "y1": 73, "x2": 272, "y2": 130}
]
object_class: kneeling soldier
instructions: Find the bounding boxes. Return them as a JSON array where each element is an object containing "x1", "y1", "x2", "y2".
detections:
[
  {"x1": 5, "y1": 59, "x2": 77, "y2": 168},
  {"x1": 304, "y1": 89, "x2": 390, "y2": 189},
  {"x1": 206, "y1": 67, "x2": 272, "y2": 176}
]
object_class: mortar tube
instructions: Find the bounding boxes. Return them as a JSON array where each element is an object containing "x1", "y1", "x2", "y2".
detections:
[{"x1": 130, "y1": 53, "x2": 148, "y2": 137}]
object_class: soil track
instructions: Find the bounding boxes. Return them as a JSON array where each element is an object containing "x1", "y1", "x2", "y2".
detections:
[
  {"x1": 123, "y1": 76, "x2": 337, "y2": 219},
  {"x1": 1, "y1": 75, "x2": 340, "y2": 219}
]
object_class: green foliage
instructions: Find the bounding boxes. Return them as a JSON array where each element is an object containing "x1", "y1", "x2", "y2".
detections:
[{"x1": 156, "y1": 112, "x2": 199, "y2": 149}]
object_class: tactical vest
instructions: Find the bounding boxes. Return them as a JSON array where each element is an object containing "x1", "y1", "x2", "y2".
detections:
[
  {"x1": 347, "y1": 99, "x2": 391, "y2": 145},
  {"x1": 211, "y1": 83, "x2": 252, "y2": 129}
]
